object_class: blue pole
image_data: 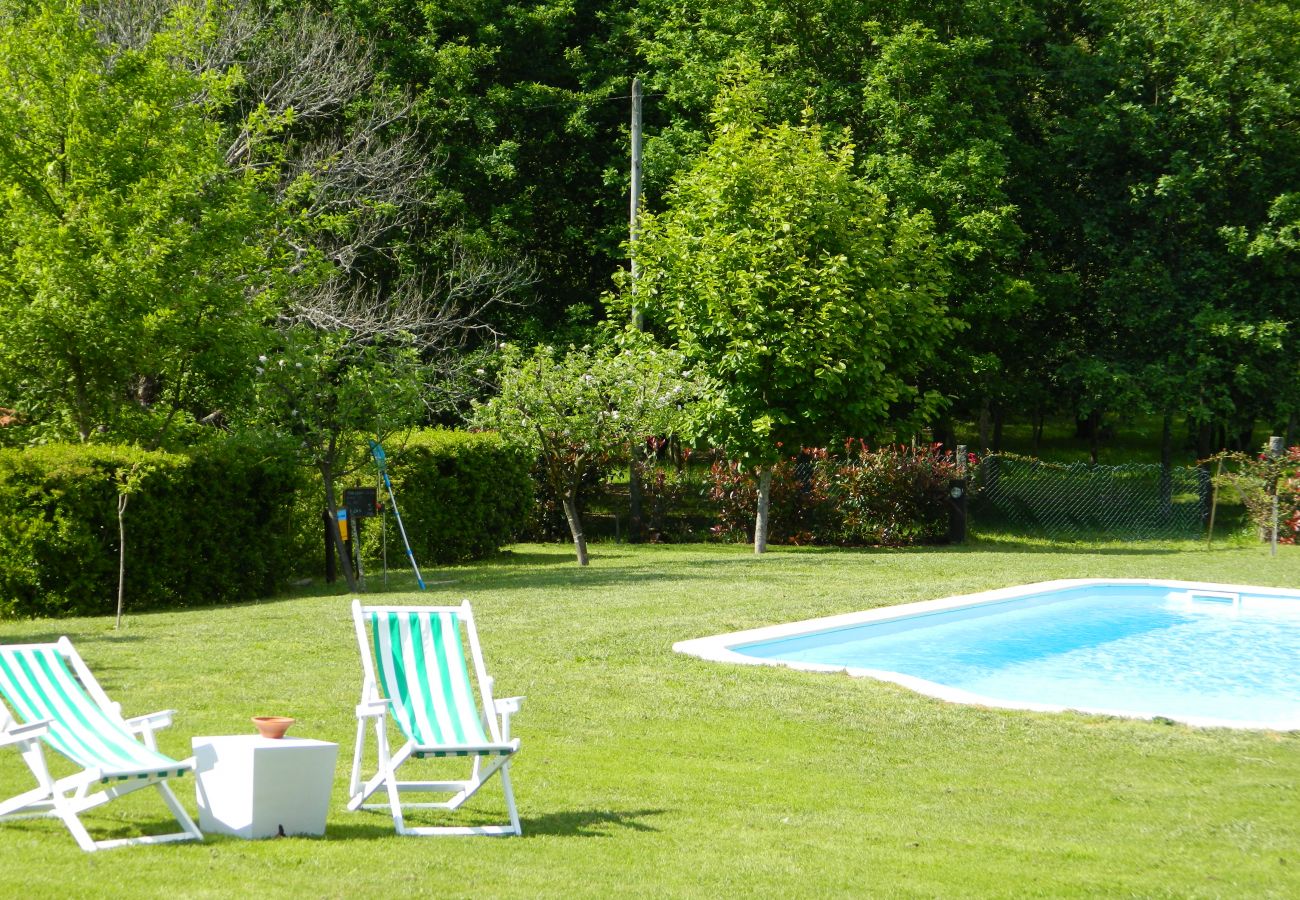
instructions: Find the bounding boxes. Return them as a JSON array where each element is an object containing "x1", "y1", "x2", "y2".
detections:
[{"x1": 370, "y1": 440, "x2": 426, "y2": 590}]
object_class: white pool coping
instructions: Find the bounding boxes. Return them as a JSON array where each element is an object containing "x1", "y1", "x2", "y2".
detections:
[{"x1": 673, "y1": 578, "x2": 1300, "y2": 731}]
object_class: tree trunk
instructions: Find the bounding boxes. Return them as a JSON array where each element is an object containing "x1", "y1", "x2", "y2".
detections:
[
  {"x1": 1195, "y1": 420, "x2": 1214, "y2": 460},
  {"x1": 754, "y1": 466, "x2": 773, "y2": 555},
  {"x1": 1087, "y1": 410, "x2": 1102, "y2": 464},
  {"x1": 321, "y1": 462, "x2": 357, "y2": 591},
  {"x1": 978, "y1": 398, "x2": 992, "y2": 452},
  {"x1": 562, "y1": 494, "x2": 589, "y2": 566},
  {"x1": 1286, "y1": 412, "x2": 1296, "y2": 448},
  {"x1": 933, "y1": 415, "x2": 956, "y2": 452},
  {"x1": 628, "y1": 454, "x2": 644, "y2": 543},
  {"x1": 1159, "y1": 412, "x2": 1174, "y2": 514},
  {"x1": 116, "y1": 492, "x2": 128, "y2": 629},
  {"x1": 992, "y1": 405, "x2": 1005, "y2": 453}
]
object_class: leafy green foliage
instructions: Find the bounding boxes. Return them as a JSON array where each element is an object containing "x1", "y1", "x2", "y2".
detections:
[
  {"x1": 368, "y1": 429, "x2": 533, "y2": 565},
  {"x1": 327, "y1": 0, "x2": 636, "y2": 336},
  {"x1": 249, "y1": 326, "x2": 424, "y2": 486},
  {"x1": 619, "y1": 84, "x2": 951, "y2": 462},
  {"x1": 1030, "y1": 0, "x2": 1300, "y2": 444},
  {"x1": 248, "y1": 324, "x2": 428, "y2": 589},
  {"x1": 1213, "y1": 446, "x2": 1300, "y2": 545},
  {"x1": 0, "y1": 1, "x2": 276, "y2": 444},
  {"x1": 635, "y1": 1, "x2": 1044, "y2": 426},
  {"x1": 471, "y1": 339, "x2": 701, "y2": 563},
  {"x1": 0, "y1": 437, "x2": 302, "y2": 618},
  {"x1": 707, "y1": 443, "x2": 966, "y2": 547}
]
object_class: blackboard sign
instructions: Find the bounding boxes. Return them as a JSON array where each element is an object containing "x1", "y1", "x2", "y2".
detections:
[{"x1": 343, "y1": 487, "x2": 379, "y2": 519}]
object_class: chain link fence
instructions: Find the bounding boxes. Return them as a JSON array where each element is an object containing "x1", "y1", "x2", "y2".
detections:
[{"x1": 971, "y1": 454, "x2": 1211, "y2": 541}]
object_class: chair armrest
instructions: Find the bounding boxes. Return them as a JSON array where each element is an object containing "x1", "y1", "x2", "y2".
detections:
[
  {"x1": 494, "y1": 696, "x2": 524, "y2": 716},
  {"x1": 124, "y1": 709, "x2": 175, "y2": 734},
  {"x1": 1, "y1": 719, "x2": 50, "y2": 747},
  {"x1": 494, "y1": 696, "x2": 524, "y2": 741},
  {"x1": 356, "y1": 699, "x2": 392, "y2": 718}
]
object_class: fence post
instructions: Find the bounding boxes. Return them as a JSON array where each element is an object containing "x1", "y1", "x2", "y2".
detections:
[
  {"x1": 1269, "y1": 436, "x2": 1284, "y2": 556},
  {"x1": 948, "y1": 445, "x2": 969, "y2": 544},
  {"x1": 1205, "y1": 457, "x2": 1222, "y2": 549}
]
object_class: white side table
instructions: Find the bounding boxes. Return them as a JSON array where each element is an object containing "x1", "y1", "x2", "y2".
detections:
[{"x1": 192, "y1": 735, "x2": 339, "y2": 839}]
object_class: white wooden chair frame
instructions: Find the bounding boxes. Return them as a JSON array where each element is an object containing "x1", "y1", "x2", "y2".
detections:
[
  {"x1": 349, "y1": 600, "x2": 523, "y2": 836},
  {"x1": 0, "y1": 637, "x2": 202, "y2": 852}
]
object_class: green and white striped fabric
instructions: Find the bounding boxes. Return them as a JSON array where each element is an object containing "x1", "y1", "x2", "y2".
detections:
[
  {"x1": 370, "y1": 610, "x2": 509, "y2": 757},
  {"x1": 0, "y1": 646, "x2": 185, "y2": 782}
]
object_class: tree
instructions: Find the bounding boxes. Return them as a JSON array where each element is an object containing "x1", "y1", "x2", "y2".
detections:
[
  {"x1": 317, "y1": 0, "x2": 639, "y2": 339},
  {"x1": 251, "y1": 324, "x2": 422, "y2": 590},
  {"x1": 472, "y1": 339, "x2": 700, "y2": 565},
  {"x1": 93, "y1": 1, "x2": 536, "y2": 584},
  {"x1": 0, "y1": 0, "x2": 275, "y2": 445},
  {"x1": 249, "y1": 248, "x2": 527, "y2": 590},
  {"x1": 617, "y1": 80, "x2": 950, "y2": 552},
  {"x1": 1027, "y1": 0, "x2": 1300, "y2": 455},
  {"x1": 635, "y1": 1, "x2": 1045, "y2": 443}
]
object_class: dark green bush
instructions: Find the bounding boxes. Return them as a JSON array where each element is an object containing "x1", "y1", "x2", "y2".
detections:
[
  {"x1": 364, "y1": 430, "x2": 532, "y2": 566},
  {"x1": 0, "y1": 436, "x2": 301, "y2": 619}
]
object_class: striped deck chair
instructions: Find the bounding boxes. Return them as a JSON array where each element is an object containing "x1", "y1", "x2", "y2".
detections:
[
  {"x1": 349, "y1": 600, "x2": 522, "y2": 836},
  {"x1": 0, "y1": 638, "x2": 201, "y2": 852}
]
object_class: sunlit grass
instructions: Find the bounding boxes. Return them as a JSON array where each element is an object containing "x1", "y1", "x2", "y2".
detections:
[{"x1": 2, "y1": 539, "x2": 1298, "y2": 898}]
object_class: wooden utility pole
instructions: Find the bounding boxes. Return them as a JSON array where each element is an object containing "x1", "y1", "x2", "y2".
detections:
[
  {"x1": 630, "y1": 76, "x2": 644, "y2": 331},
  {"x1": 627, "y1": 77, "x2": 646, "y2": 539}
]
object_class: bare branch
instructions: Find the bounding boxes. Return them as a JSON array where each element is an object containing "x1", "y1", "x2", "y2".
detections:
[
  {"x1": 84, "y1": 0, "x2": 537, "y2": 388},
  {"x1": 283, "y1": 245, "x2": 534, "y2": 351}
]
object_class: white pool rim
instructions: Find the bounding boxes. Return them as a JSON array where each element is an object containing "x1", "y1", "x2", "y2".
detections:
[{"x1": 673, "y1": 578, "x2": 1300, "y2": 730}]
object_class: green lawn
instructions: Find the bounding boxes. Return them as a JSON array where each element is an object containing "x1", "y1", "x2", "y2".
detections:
[{"x1": 2, "y1": 540, "x2": 1299, "y2": 898}]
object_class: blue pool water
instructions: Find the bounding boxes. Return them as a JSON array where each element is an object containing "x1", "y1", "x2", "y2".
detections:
[{"x1": 736, "y1": 584, "x2": 1300, "y2": 727}]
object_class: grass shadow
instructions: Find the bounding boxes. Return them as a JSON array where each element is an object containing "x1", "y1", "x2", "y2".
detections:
[
  {"x1": 520, "y1": 807, "x2": 667, "y2": 837},
  {"x1": 321, "y1": 807, "x2": 666, "y2": 840},
  {"x1": 0, "y1": 631, "x2": 150, "y2": 645},
  {"x1": 955, "y1": 538, "x2": 1186, "y2": 556}
]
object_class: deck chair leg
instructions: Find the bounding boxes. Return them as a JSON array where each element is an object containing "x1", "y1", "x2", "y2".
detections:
[
  {"x1": 375, "y1": 721, "x2": 407, "y2": 834},
  {"x1": 51, "y1": 791, "x2": 98, "y2": 853},
  {"x1": 0, "y1": 740, "x2": 58, "y2": 821},
  {"x1": 382, "y1": 764, "x2": 403, "y2": 832},
  {"x1": 349, "y1": 716, "x2": 367, "y2": 800},
  {"x1": 156, "y1": 781, "x2": 203, "y2": 842},
  {"x1": 501, "y1": 762, "x2": 521, "y2": 836}
]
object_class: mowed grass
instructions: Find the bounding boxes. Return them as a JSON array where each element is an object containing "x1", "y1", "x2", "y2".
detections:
[{"x1": 2, "y1": 539, "x2": 1299, "y2": 898}]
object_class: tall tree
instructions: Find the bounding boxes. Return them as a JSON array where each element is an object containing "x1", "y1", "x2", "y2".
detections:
[
  {"x1": 92, "y1": 0, "x2": 535, "y2": 582},
  {"x1": 634, "y1": 0, "x2": 1046, "y2": 444},
  {"x1": 617, "y1": 80, "x2": 950, "y2": 552},
  {"x1": 1030, "y1": 0, "x2": 1300, "y2": 454},
  {"x1": 326, "y1": 0, "x2": 638, "y2": 337},
  {"x1": 0, "y1": 0, "x2": 275, "y2": 444}
]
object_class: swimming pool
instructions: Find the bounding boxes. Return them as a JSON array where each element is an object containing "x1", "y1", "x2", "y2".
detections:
[{"x1": 673, "y1": 579, "x2": 1300, "y2": 730}]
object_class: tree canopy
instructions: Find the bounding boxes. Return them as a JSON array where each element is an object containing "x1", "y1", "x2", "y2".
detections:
[
  {"x1": 615, "y1": 82, "x2": 950, "y2": 549},
  {"x1": 0, "y1": 0, "x2": 275, "y2": 444},
  {"x1": 3, "y1": 0, "x2": 1298, "y2": 460}
]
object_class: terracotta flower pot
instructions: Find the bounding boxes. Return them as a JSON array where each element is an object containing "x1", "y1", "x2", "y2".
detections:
[{"x1": 251, "y1": 716, "x2": 295, "y2": 739}]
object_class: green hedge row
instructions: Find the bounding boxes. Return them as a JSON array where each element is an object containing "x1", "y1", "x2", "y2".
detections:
[
  {"x1": 364, "y1": 430, "x2": 533, "y2": 566},
  {"x1": 0, "y1": 430, "x2": 532, "y2": 619},
  {"x1": 0, "y1": 436, "x2": 302, "y2": 619}
]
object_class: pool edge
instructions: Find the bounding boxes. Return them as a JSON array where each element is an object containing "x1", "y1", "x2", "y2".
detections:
[{"x1": 672, "y1": 578, "x2": 1300, "y2": 732}]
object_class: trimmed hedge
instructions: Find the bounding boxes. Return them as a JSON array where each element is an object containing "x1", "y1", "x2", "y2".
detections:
[
  {"x1": 363, "y1": 429, "x2": 532, "y2": 566},
  {"x1": 0, "y1": 436, "x2": 302, "y2": 619}
]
